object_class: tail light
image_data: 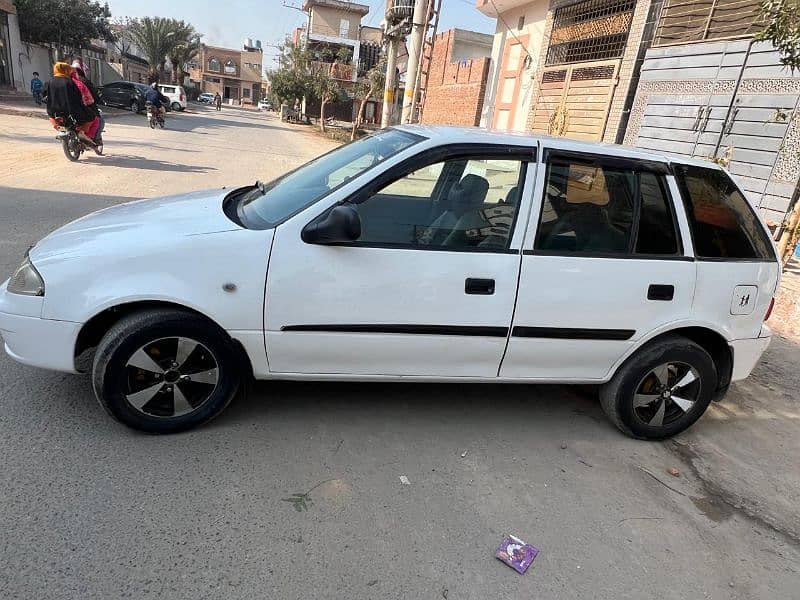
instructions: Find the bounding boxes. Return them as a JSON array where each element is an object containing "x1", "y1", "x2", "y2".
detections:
[
  {"x1": 180, "y1": 94, "x2": 185, "y2": 101},
  {"x1": 764, "y1": 297, "x2": 775, "y2": 321}
]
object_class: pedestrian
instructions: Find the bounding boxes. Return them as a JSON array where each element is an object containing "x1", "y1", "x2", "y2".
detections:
[
  {"x1": 44, "y1": 62, "x2": 98, "y2": 147},
  {"x1": 214, "y1": 92, "x2": 222, "y2": 111},
  {"x1": 31, "y1": 72, "x2": 43, "y2": 105}
]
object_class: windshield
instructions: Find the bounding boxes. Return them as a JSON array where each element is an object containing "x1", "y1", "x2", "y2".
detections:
[{"x1": 238, "y1": 129, "x2": 423, "y2": 229}]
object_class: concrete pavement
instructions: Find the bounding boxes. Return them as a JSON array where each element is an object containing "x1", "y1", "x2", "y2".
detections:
[{"x1": 0, "y1": 108, "x2": 798, "y2": 599}]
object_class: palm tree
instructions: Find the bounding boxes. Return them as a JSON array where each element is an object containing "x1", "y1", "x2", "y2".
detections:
[
  {"x1": 126, "y1": 17, "x2": 199, "y2": 82},
  {"x1": 169, "y1": 33, "x2": 201, "y2": 84}
]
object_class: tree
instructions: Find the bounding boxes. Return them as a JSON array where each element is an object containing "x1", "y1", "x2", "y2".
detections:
[
  {"x1": 169, "y1": 33, "x2": 202, "y2": 84},
  {"x1": 311, "y1": 45, "x2": 350, "y2": 133},
  {"x1": 756, "y1": 0, "x2": 800, "y2": 69},
  {"x1": 351, "y1": 58, "x2": 386, "y2": 141},
  {"x1": 126, "y1": 17, "x2": 198, "y2": 81},
  {"x1": 267, "y1": 43, "x2": 315, "y2": 109},
  {"x1": 14, "y1": 0, "x2": 113, "y2": 59}
]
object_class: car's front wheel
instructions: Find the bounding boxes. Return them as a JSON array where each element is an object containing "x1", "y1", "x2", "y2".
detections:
[
  {"x1": 600, "y1": 335, "x2": 717, "y2": 440},
  {"x1": 92, "y1": 309, "x2": 242, "y2": 433}
]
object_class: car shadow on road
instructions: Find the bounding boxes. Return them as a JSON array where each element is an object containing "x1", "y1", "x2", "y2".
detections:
[{"x1": 82, "y1": 153, "x2": 216, "y2": 173}]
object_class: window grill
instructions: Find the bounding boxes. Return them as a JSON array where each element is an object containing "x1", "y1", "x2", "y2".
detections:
[
  {"x1": 546, "y1": 33, "x2": 629, "y2": 65},
  {"x1": 571, "y1": 64, "x2": 616, "y2": 80},
  {"x1": 542, "y1": 69, "x2": 568, "y2": 83},
  {"x1": 654, "y1": 0, "x2": 764, "y2": 45},
  {"x1": 553, "y1": 0, "x2": 636, "y2": 28},
  {"x1": 546, "y1": 0, "x2": 635, "y2": 65}
]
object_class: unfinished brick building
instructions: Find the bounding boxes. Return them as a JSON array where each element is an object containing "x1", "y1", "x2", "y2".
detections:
[{"x1": 420, "y1": 29, "x2": 493, "y2": 127}]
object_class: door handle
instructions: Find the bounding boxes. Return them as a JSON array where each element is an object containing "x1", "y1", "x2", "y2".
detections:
[
  {"x1": 465, "y1": 278, "x2": 495, "y2": 295},
  {"x1": 648, "y1": 284, "x2": 674, "y2": 301}
]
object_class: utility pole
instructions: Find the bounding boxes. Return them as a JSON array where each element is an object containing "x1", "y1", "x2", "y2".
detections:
[
  {"x1": 401, "y1": 0, "x2": 428, "y2": 124},
  {"x1": 381, "y1": 35, "x2": 398, "y2": 128}
]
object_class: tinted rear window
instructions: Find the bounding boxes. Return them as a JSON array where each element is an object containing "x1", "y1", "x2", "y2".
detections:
[{"x1": 675, "y1": 164, "x2": 775, "y2": 260}]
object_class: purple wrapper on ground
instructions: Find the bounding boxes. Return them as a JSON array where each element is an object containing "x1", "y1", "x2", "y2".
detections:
[{"x1": 495, "y1": 535, "x2": 539, "y2": 574}]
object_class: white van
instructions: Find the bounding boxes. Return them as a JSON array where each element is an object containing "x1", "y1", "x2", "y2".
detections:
[
  {"x1": 0, "y1": 127, "x2": 780, "y2": 437},
  {"x1": 158, "y1": 84, "x2": 187, "y2": 111}
]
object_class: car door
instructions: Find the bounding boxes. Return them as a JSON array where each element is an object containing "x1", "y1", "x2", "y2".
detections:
[
  {"x1": 501, "y1": 146, "x2": 696, "y2": 380},
  {"x1": 101, "y1": 82, "x2": 120, "y2": 106},
  {"x1": 264, "y1": 146, "x2": 536, "y2": 377}
]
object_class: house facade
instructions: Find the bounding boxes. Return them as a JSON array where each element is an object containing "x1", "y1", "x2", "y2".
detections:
[
  {"x1": 188, "y1": 44, "x2": 263, "y2": 104},
  {"x1": 624, "y1": 0, "x2": 800, "y2": 227},
  {"x1": 477, "y1": 0, "x2": 660, "y2": 143},
  {"x1": 0, "y1": 0, "x2": 23, "y2": 89}
]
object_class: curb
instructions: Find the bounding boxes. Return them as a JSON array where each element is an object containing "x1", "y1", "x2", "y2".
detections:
[{"x1": 0, "y1": 105, "x2": 134, "y2": 120}]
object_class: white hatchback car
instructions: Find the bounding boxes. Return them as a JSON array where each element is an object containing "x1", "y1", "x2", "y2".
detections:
[
  {"x1": 0, "y1": 127, "x2": 779, "y2": 436},
  {"x1": 158, "y1": 84, "x2": 187, "y2": 111}
]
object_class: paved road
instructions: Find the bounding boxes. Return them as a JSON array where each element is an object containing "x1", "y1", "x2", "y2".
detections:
[{"x1": 1, "y1": 108, "x2": 798, "y2": 599}]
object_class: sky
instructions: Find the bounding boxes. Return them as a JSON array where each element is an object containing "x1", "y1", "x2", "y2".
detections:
[{"x1": 105, "y1": 0, "x2": 496, "y2": 73}]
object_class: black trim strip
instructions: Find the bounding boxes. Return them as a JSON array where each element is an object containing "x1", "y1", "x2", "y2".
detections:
[
  {"x1": 281, "y1": 324, "x2": 509, "y2": 337},
  {"x1": 511, "y1": 327, "x2": 635, "y2": 340},
  {"x1": 543, "y1": 148, "x2": 670, "y2": 174},
  {"x1": 521, "y1": 249, "x2": 694, "y2": 261},
  {"x1": 318, "y1": 242, "x2": 521, "y2": 254}
]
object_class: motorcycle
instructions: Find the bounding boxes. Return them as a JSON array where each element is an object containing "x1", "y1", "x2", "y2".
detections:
[
  {"x1": 54, "y1": 115, "x2": 103, "y2": 161},
  {"x1": 146, "y1": 101, "x2": 165, "y2": 129}
]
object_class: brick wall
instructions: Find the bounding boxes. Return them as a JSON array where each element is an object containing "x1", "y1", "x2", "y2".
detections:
[{"x1": 421, "y1": 30, "x2": 491, "y2": 127}]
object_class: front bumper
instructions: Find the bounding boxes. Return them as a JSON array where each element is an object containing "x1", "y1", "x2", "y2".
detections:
[
  {"x1": 0, "y1": 280, "x2": 81, "y2": 373},
  {"x1": 729, "y1": 325, "x2": 772, "y2": 382}
]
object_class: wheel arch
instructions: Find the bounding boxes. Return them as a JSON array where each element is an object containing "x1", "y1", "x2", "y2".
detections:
[
  {"x1": 74, "y1": 300, "x2": 254, "y2": 378},
  {"x1": 609, "y1": 325, "x2": 733, "y2": 396}
]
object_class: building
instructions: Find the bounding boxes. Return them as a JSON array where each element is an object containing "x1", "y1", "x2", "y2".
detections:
[
  {"x1": 0, "y1": 0, "x2": 23, "y2": 89},
  {"x1": 623, "y1": 0, "x2": 800, "y2": 227},
  {"x1": 420, "y1": 28, "x2": 493, "y2": 127},
  {"x1": 477, "y1": 0, "x2": 654, "y2": 142},
  {"x1": 188, "y1": 42, "x2": 263, "y2": 105},
  {"x1": 303, "y1": 0, "x2": 371, "y2": 83}
]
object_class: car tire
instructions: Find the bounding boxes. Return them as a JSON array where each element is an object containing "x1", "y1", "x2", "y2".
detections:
[
  {"x1": 92, "y1": 309, "x2": 242, "y2": 434},
  {"x1": 171, "y1": 102, "x2": 181, "y2": 111},
  {"x1": 599, "y1": 335, "x2": 717, "y2": 440}
]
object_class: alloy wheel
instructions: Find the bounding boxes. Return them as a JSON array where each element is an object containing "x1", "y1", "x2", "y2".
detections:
[
  {"x1": 124, "y1": 336, "x2": 219, "y2": 418},
  {"x1": 632, "y1": 361, "x2": 702, "y2": 427}
]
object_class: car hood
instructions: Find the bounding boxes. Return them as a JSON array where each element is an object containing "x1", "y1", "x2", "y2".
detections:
[{"x1": 30, "y1": 188, "x2": 241, "y2": 265}]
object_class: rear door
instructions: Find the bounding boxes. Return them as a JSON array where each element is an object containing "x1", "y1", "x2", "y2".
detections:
[{"x1": 502, "y1": 147, "x2": 696, "y2": 380}]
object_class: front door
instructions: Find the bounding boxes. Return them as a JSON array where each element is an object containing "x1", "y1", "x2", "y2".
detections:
[
  {"x1": 502, "y1": 146, "x2": 696, "y2": 380},
  {"x1": 264, "y1": 149, "x2": 535, "y2": 377}
]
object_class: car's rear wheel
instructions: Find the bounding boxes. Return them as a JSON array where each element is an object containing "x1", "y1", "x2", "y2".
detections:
[
  {"x1": 92, "y1": 309, "x2": 241, "y2": 434},
  {"x1": 171, "y1": 102, "x2": 181, "y2": 111},
  {"x1": 600, "y1": 335, "x2": 717, "y2": 440}
]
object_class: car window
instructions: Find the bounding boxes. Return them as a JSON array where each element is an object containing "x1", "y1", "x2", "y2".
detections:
[
  {"x1": 161, "y1": 86, "x2": 176, "y2": 94},
  {"x1": 353, "y1": 157, "x2": 525, "y2": 250},
  {"x1": 675, "y1": 164, "x2": 775, "y2": 260},
  {"x1": 635, "y1": 172, "x2": 679, "y2": 255},
  {"x1": 536, "y1": 160, "x2": 635, "y2": 254},
  {"x1": 238, "y1": 129, "x2": 423, "y2": 229},
  {"x1": 104, "y1": 82, "x2": 120, "y2": 89}
]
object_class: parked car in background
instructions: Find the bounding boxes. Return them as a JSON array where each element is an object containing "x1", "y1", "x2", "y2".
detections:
[
  {"x1": 97, "y1": 81, "x2": 149, "y2": 113},
  {"x1": 0, "y1": 127, "x2": 780, "y2": 437},
  {"x1": 198, "y1": 92, "x2": 215, "y2": 104},
  {"x1": 258, "y1": 99, "x2": 273, "y2": 111},
  {"x1": 158, "y1": 84, "x2": 187, "y2": 111}
]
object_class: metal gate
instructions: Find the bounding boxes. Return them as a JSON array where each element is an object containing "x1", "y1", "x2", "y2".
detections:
[{"x1": 530, "y1": 60, "x2": 620, "y2": 141}]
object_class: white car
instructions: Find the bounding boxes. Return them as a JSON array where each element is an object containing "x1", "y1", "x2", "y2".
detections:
[
  {"x1": 158, "y1": 84, "x2": 187, "y2": 111},
  {"x1": 0, "y1": 126, "x2": 779, "y2": 436},
  {"x1": 258, "y1": 99, "x2": 273, "y2": 111},
  {"x1": 197, "y1": 92, "x2": 215, "y2": 104}
]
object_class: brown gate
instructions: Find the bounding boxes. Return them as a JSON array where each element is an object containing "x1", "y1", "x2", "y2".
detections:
[{"x1": 530, "y1": 60, "x2": 619, "y2": 141}]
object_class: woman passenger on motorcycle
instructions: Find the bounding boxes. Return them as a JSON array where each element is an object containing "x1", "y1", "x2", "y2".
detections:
[
  {"x1": 71, "y1": 59, "x2": 104, "y2": 145},
  {"x1": 44, "y1": 62, "x2": 98, "y2": 146}
]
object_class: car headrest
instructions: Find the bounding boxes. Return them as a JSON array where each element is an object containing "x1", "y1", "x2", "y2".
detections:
[
  {"x1": 504, "y1": 186, "x2": 520, "y2": 205},
  {"x1": 448, "y1": 174, "x2": 489, "y2": 210}
]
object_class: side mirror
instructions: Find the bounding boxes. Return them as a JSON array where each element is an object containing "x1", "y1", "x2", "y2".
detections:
[{"x1": 301, "y1": 204, "x2": 361, "y2": 244}]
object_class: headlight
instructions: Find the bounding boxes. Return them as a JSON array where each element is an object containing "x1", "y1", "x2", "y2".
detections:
[{"x1": 7, "y1": 255, "x2": 45, "y2": 296}]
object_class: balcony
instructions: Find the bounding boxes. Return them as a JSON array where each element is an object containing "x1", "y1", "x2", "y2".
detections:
[{"x1": 311, "y1": 61, "x2": 355, "y2": 82}]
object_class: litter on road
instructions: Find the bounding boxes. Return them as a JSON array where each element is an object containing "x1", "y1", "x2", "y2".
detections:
[
  {"x1": 399, "y1": 475, "x2": 411, "y2": 485},
  {"x1": 495, "y1": 534, "x2": 539, "y2": 574}
]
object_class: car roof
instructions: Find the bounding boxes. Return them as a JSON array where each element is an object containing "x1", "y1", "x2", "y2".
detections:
[{"x1": 393, "y1": 124, "x2": 722, "y2": 171}]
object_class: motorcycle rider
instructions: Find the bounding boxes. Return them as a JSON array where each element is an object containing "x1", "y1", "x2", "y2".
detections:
[
  {"x1": 144, "y1": 81, "x2": 169, "y2": 122},
  {"x1": 44, "y1": 62, "x2": 98, "y2": 147},
  {"x1": 71, "y1": 59, "x2": 104, "y2": 146}
]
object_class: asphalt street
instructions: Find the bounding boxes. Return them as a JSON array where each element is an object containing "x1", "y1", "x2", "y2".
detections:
[{"x1": 0, "y1": 106, "x2": 798, "y2": 599}]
